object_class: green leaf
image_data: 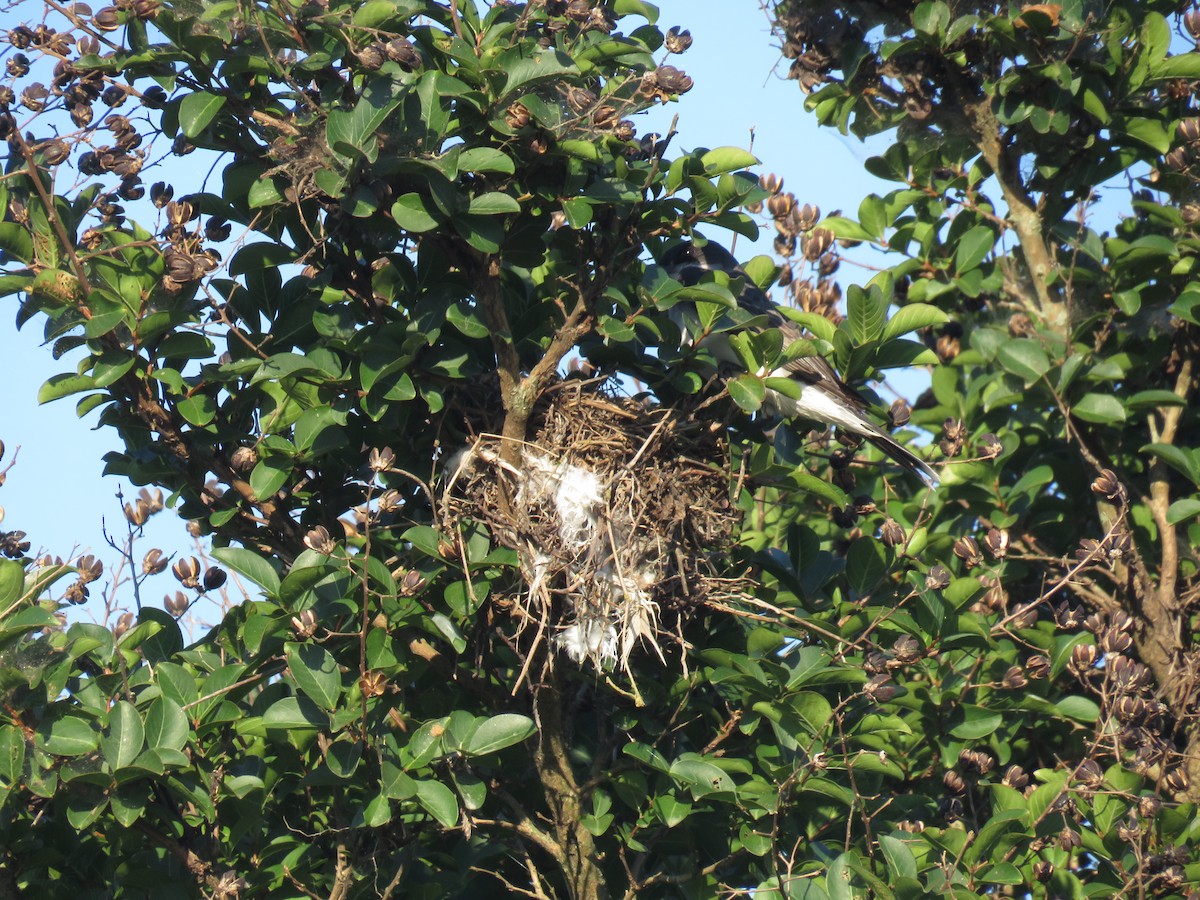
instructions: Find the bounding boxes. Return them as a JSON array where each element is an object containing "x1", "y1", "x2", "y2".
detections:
[
  {"x1": 979, "y1": 862, "x2": 1024, "y2": 885},
  {"x1": 996, "y1": 340, "x2": 1050, "y2": 386},
  {"x1": 249, "y1": 457, "x2": 291, "y2": 501},
  {"x1": 457, "y1": 147, "x2": 515, "y2": 174},
  {"x1": 954, "y1": 225, "x2": 993, "y2": 273},
  {"x1": 101, "y1": 701, "x2": 144, "y2": 771},
  {"x1": 846, "y1": 284, "x2": 887, "y2": 344},
  {"x1": 415, "y1": 779, "x2": 459, "y2": 827},
  {"x1": 0, "y1": 726, "x2": 26, "y2": 786},
  {"x1": 1071, "y1": 393, "x2": 1126, "y2": 425},
  {"x1": 670, "y1": 755, "x2": 736, "y2": 798},
  {"x1": 285, "y1": 642, "x2": 341, "y2": 711},
  {"x1": 392, "y1": 193, "x2": 442, "y2": 232},
  {"x1": 211, "y1": 547, "x2": 281, "y2": 595},
  {"x1": 846, "y1": 538, "x2": 886, "y2": 596},
  {"x1": 0, "y1": 559, "x2": 22, "y2": 610},
  {"x1": 881, "y1": 303, "x2": 949, "y2": 342},
  {"x1": 464, "y1": 714, "x2": 535, "y2": 756},
  {"x1": 1055, "y1": 695, "x2": 1100, "y2": 722},
  {"x1": 39, "y1": 373, "x2": 98, "y2": 404},
  {"x1": 700, "y1": 146, "x2": 759, "y2": 175},
  {"x1": 879, "y1": 834, "x2": 917, "y2": 880},
  {"x1": 144, "y1": 698, "x2": 189, "y2": 752},
  {"x1": 263, "y1": 695, "x2": 325, "y2": 731},
  {"x1": 729, "y1": 374, "x2": 766, "y2": 412},
  {"x1": 327, "y1": 77, "x2": 401, "y2": 163},
  {"x1": 179, "y1": 91, "x2": 226, "y2": 137},
  {"x1": 467, "y1": 192, "x2": 520, "y2": 215},
  {"x1": 1167, "y1": 497, "x2": 1200, "y2": 525},
  {"x1": 499, "y1": 47, "x2": 578, "y2": 101},
  {"x1": 948, "y1": 705, "x2": 1002, "y2": 740},
  {"x1": 39, "y1": 716, "x2": 99, "y2": 757},
  {"x1": 1141, "y1": 443, "x2": 1200, "y2": 484}
]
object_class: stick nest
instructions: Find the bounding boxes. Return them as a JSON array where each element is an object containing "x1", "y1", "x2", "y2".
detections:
[{"x1": 442, "y1": 378, "x2": 745, "y2": 675}]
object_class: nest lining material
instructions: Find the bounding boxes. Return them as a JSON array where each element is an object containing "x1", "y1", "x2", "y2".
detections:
[{"x1": 442, "y1": 379, "x2": 742, "y2": 673}]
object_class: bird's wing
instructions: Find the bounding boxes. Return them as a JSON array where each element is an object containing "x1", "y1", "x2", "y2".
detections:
[{"x1": 735, "y1": 285, "x2": 875, "y2": 415}]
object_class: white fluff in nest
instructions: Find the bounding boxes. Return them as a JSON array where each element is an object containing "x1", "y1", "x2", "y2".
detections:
[
  {"x1": 557, "y1": 620, "x2": 619, "y2": 665},
  {"x1": 448, "y1": 445, "x2": 663, "y2": 671},
  {"x1": 518, "y1": 453, "x2": 605, "y2": 549}
]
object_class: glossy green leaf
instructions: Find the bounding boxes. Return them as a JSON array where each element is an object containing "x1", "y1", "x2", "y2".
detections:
[
  {"x1": 285, "y1": 642, "x2": 341, "y2": 711},
  {"x1": 179, "y1": 91, "x2": 226, "y2": 137},
  {"x1": 464, "y1": 714, "x2": 535, "y2": 756}
]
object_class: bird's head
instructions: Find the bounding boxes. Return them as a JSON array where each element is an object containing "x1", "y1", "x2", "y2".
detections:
[{"x1": 658, "y1": 240, "x2": 743, "y2": 283}]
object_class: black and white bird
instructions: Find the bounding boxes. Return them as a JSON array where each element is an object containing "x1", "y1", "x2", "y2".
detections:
[{"x1": 659, "y1": 240, "x2": 938, "y2": 485}]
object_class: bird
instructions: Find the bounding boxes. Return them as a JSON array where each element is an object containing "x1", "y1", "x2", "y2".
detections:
[{"x1": 658, "y1": 240, "x2": 938, "y2": 485}]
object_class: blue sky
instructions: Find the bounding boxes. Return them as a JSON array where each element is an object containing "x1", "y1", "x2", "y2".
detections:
[{"x1": 0, "y1": 2, "x2": 889, "y2": 618}]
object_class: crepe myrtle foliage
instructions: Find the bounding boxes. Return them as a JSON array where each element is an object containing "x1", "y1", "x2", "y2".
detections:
[{"x1": 1, "y1": 0, "x2": 1200, "y2": 896}]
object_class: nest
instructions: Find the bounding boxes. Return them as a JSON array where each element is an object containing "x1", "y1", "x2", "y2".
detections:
[{"x1": 441, "y1": 378, "x2": 744, "y2": 679}]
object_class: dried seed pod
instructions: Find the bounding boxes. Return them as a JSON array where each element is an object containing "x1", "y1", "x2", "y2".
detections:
[
  {"x1": 505, "y1": 101, "x2": 532, "y2": 129},
  {"x1": 368, "y1": 446, "x2": 395, "y2": 472},
  {"x1": 139, "y1": 488, "x2": 164, "y2": 514},
  {"x1": 863, "y1": 674, "x2": 897, "y2": 703},
  {"x1": 1108, "y1": 654, "x2": 1151, "y2": 692},
  {"x1": 939, "y1": 417, "x2": 966, "y2": 457},
  {"x1": 943, "y1": 770, "x2": 967, "y2": 794},
  {"x1": 304, "y1": 526, "x2": 335, "y2": 554},
  {"x1": 1024, "y1": 654, "x2": 1050, "y2": 679},
  {"x1": 113, "y1": 611, "x2": 135, "y2": 639},
  {"x1": 925, "y1": 565, "x2": 951, "y2": 590},
  {"x1": 1002, "y1": 765, "x2": 1028, "y2": 789},
  {"x1": 75, "y1": 554, "x2": 104, "y2": 583},
  {"x1": 399, "y1": 568, "x2": 427, "y2": 596},
  {"x1": 172, "y1": 556, "x2": 201, "y2": 589},
  {"x1": 863, "y1": 650, "x2": 888, "y2": 675},
  {"x1": 93, "y1": 6, "x2": 121, "y2": 30},
  {"x1": 359, "y1": 670, "x2": 387, "y2": 698},
  {"x1": 124, "y1": 499, "x2": 149, "y2": 526},
  {"x1": 1056, "y1": 826, "x2": 1080, "y2": 851},
  {"x1": 1069, "y1": 642, "x2": 1097, "y2": 673},
  {"x1": 1100, "y1": 628, "x2": 1133, "y2": 654},
  {"x1": 952, "y1": 536, "x2": 983, "y2": 568},
  {"x1": 202, "y1": 567, "x2": 227, "y2": 591},
  {"x1": 1161, "y1": 768, "x2": 1190, "y2": 796},
  {"x1": 1090, "y1": 468, "x2": 1126, "y2": 503},
  {"x1": 767, "y1": 192, "x2": 796, "y2": 220},
  {"x1": 164, "y1": 591, "x2": 189, "y2": 617},
  {"x1": 888, "y1": 398, "x2": 911, "y2": 429},
  {"x1": 20, "y1": 83, "x2": 50, "y2": 112},
  {"x1": 142, "y1": 548, "x2": 168, "y2": 575},
  {"x1": 1075, "y1": 758, "x2": 1104, "y2": 788},
  {"x1": 141, "y1": 85, "x2": 168, "y2": 107},
  {"x1": 1164, "y1": 146, "x2": 1191, "y2": 172},
  {"x1": 356, "y1": 42, "x2": 385, "y2": 70},
  {"x1": 664, "y1": 25, "x2": 692, "y2": 53},
  {"x1": 892, "y1": 634, "x2": 921, "y2": 664},
  {"x1": 63, "y1": 580, "x2": 89, "y2": 605},
  {"x1": 983, "y1": 528, "x2": 1009, "y2": 559},
  {"x1": 880, "y1": 518, "x2": 906, "y2": 548},
  {"x1": 654, "y1": 65, "x2": 693, "y2": 95},
  {"x1": 230, "y1": 446, "x2": 257, "y2": 473},
  {"x1": 959, "y1": 748, "x2": 994, "y2": 775},
  {"x1": 802, "y1": 227, "x2": 834, "y2": 261},
  {"x1": 150, "y1": 182, "x2": 174, "y2": 208},
  {"x1": 384, "y1": 37, "x2": 421, "y2": 70},
  {"x1": 290, "y1": 608, "x2": 318, "y2": 639},
  {"x1": 1002, "y1": 665, "x2": 1028, "y2": 689}
]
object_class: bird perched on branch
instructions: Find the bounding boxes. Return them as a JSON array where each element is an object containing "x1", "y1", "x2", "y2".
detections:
[{"x1": 659, "y1": 240, "x2": 938, "y2": 485}]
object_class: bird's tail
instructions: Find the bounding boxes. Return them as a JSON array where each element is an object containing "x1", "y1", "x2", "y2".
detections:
[{"x1": 862, "y1": 426, "x2": 939, "y2": 486}]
